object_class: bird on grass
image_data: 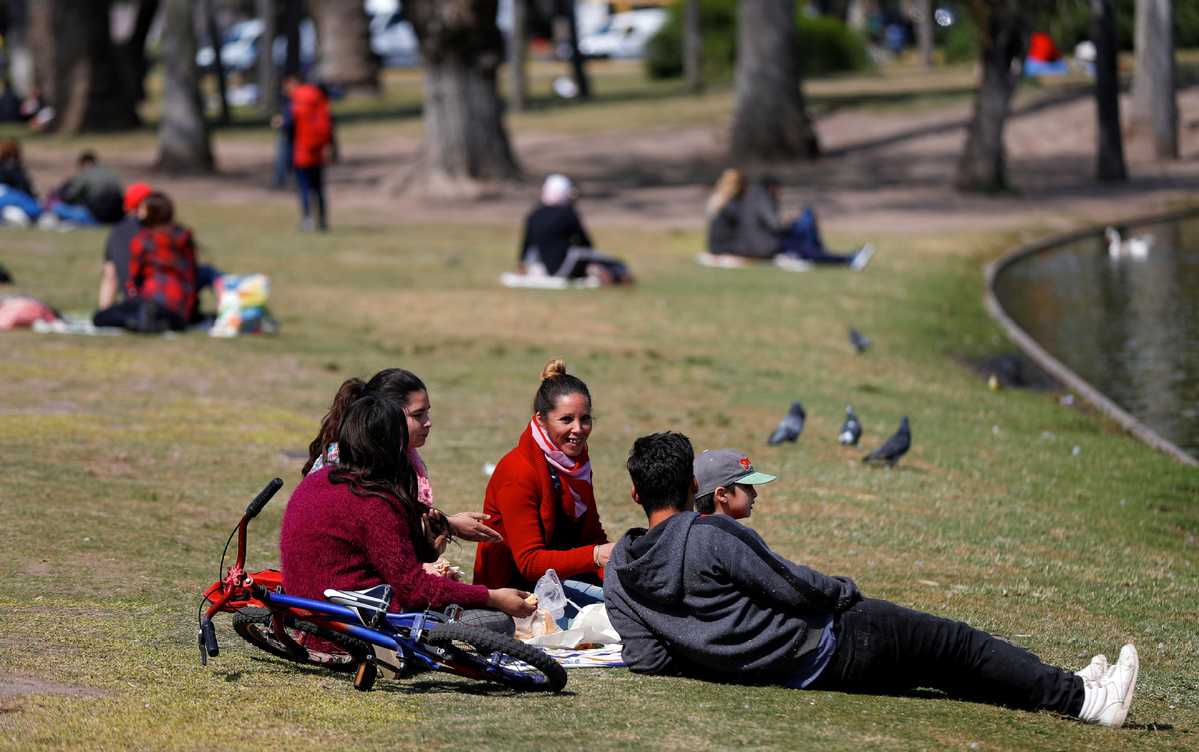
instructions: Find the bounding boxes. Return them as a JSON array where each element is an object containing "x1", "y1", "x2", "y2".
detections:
[
  {"x1": 768, "y1": 401, "x2": 805, "y2": 445},
  {"x1": 862, "y1": 416, "x2": 910, "y2": 467},
  {"x1": 849, "y1": 327, "x2": 871, "y2": 353},
  {"x1": 838, "y1": 406, "x2": 862, "y2": 446}
]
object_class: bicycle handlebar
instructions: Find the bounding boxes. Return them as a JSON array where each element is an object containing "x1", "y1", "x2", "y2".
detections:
[{"x1": 246, "y1": 478, "x2": 284, "y2": 519}]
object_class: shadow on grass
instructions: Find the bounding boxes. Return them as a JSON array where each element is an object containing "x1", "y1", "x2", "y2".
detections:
[{"x1": 372, "y1": 676, "x2": 577, "y2": 698}]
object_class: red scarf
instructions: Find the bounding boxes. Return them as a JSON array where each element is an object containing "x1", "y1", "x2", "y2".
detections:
[{"x1": 529, "y1": 417, "x2": 591, "y2": 519}]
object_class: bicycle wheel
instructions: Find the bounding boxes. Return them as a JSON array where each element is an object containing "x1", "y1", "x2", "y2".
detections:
[
  {"x1": 232, "y1": 607, "x2": 369, "y2": 671},
  {"x1": 422, "y1": 622, "x2": 568, "y2": 692}
]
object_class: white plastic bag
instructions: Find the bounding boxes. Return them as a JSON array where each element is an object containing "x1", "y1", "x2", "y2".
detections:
[{"x1": 514, "y1": 569, "x2": 568, "y2": 640}]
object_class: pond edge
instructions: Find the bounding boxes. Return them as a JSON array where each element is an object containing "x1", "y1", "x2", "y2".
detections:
[{"x1": 983, "y1": 207, "x2": 1199, "y2": 467}]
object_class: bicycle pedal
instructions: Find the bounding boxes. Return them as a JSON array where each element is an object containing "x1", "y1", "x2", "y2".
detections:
[{"x1": 354, "y1": 659, "x2": 378, "y2": 691}]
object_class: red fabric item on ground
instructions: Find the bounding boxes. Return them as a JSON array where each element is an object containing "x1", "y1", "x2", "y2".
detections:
[
  {"x1": 1028, "y1": 33, "x2": 1061, "y2": 63},
  {"x1": 0, "y1": 296, "x2": 58, "y2": 330}
]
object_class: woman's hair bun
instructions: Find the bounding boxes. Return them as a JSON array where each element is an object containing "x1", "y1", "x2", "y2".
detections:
[{"x1": 540, "y1": 358, "x2": 567, "y2": 382}]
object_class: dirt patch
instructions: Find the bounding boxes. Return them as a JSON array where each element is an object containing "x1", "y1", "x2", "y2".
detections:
[
  {"x1": 18, "y1": 84, "x2": 1199, "y2": 238},
  {"x1": 0, "y1": 673, "x2": 105, "y2": 701}
]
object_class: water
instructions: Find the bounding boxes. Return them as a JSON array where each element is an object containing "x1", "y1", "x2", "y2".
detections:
[{"x1": 992, "y1": 214, "x2": 1199, "y2": 459}]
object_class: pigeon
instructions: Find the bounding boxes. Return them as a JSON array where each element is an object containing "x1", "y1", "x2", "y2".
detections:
[
  {"x1": 862, "y1": 416, "x2": 910, "y2": 467},
  {"x1": 849, "y1": 327, "x2": 871, "y2": 353},
  {"x1": 838, "y1": 405, "x2": 862, "y2": 446},
  {"x1": 768, "y1": 401, "x2": 805, "y2": 445}
]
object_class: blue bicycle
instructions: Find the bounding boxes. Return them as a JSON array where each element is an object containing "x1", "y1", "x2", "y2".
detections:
[{"x1": 199, "y1": 479, "x2": 568, "y2": 692}]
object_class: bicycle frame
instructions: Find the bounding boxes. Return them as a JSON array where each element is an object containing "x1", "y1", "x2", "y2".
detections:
[{"x1": 199, "y1": 479, "x2": 566, "y2": 691}]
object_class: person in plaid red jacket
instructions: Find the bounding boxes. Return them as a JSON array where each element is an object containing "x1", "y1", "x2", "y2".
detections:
[{"x1": 93, "y1": 192, "x2": 197, "y2": 332}]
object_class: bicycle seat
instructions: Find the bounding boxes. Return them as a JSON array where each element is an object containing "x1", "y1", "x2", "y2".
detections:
[{"x1": 324, "y1": 584, "x2": 395, "y2": 628}]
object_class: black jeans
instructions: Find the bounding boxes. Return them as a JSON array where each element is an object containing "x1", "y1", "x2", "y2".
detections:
[
  {"x1": 93, "y1": 299, "x2": 185, "y2": 331},
  {"x1": 808, "y1": 598, "x2": 1084, "y2": 716}
]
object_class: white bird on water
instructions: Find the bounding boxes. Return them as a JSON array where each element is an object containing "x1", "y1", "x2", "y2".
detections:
[{"x1": 1104, "y1": 226, "x2": 1152, "y2": 260}]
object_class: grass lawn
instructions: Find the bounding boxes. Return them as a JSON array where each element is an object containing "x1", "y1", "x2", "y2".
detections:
[{"x1": 2, "y1": 65, "x2": 1197, "y2": 751}]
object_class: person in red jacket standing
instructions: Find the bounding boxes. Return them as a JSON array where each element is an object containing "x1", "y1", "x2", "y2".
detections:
[
  {"x1": 474, "y1": 358, "x2": 613, "y2": 625},
  {"x1": 281, "y1": 75, "x2": 334, "y2": 232}
]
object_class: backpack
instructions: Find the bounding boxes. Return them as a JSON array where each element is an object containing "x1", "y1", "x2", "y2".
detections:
[{"x1": 291, "y1": 85, "x2": 334, "y2": 167}]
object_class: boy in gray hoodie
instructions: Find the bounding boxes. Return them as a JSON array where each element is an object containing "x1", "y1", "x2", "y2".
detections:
[{"x1": 604, "y1": 433, "x2": 1139, "y2": 728}]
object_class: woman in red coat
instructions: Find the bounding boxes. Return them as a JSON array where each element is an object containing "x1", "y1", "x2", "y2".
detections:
[{"x1": 473, "y1": 359, "x2": 613, "y2": 620}]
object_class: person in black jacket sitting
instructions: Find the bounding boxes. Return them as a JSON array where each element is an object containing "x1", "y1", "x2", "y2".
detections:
[
  {"x1": 517, "y1": 174, "x2": 632, "y2": 285},
  {"x1": 604, "y1": 432, "x2": 1140, "y2": 729}
]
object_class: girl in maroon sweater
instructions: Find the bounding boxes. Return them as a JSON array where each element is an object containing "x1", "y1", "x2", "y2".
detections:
[
  {"x1": 303, "y1": 368, "x2": 501, "y2": 548},
  {"x1": 280, "y1": 393, "x2": 535, "y2": 618}
]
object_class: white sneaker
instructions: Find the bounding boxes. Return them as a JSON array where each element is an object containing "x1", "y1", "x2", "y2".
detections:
[
  {"x1": 1075, "y1": 654, "x2": 1109, "y2": 683},
  {"x1": 1079, "y1": 644, "x2": 1138, "y2": 728},
  {"x1": 774, "y1": 255, "x2": 814, "y2": 272},
  {"x1": 850, "y1": 242, "x2": 874, "y2": 272}
]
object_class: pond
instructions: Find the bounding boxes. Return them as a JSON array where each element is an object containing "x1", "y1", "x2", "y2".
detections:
[{"x1": 992, "y1": 212, "x2": 1199, "y2": 460}]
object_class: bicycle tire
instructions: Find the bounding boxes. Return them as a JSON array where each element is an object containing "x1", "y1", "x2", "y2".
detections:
[
  {"x1": 232, "y1": 607, "x2": 369, "y2": 671},
  {"x1": 422, "y1": 622, "x2": 568, "y2": 692},
  {"x1": 456, "y1": 608, "x2": 516, "y2": 637}
]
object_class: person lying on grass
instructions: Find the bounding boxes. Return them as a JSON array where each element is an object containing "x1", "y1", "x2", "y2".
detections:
[
  {"x1": 280, "y1": 392, "x2": 536, "y2": 620},
  {"x1": 604, "y1": 433, "x2": 1139, "y2": 728}
]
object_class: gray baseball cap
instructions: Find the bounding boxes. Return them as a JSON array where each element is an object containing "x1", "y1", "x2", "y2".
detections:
[{"x1": 694, "y1": 449, "x2": 776, "y2": 498}]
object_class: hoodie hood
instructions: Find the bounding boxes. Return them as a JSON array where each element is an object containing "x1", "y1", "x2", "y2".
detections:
[{"x1": 609, "y1": 512, "x2": 697, "y2": 606}]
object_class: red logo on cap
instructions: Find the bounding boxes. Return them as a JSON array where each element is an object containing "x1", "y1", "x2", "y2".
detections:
[{"x1": 740, "y1": 457, "x2": 751, "y2": 470}]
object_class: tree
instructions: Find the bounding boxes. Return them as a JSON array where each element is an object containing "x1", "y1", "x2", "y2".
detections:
[
  {"x1": 730, "y1": 0, "x2": 818, "y2": 161},
  {"x1": 114, "y1": 0, "x2": 159, "y2": 107},
  {"x1": 401, "y1": 0, "x2": 521, "y2": 196},
  {"x1": 5, "y1": 0, "x2": 34, "y2": 95},
  {"x1": 1092, "y1": 0, "x2": 1126, "y2": 181},
  {"x1": 507, "y1": 0, "x2": 528, "y2": 112},
  {"x1": 1129, "y1": 0, "x2": 1177, "y2": 159},
  {"x1": 256, "y1": 0, "x2": 277, "y2": 112},
  {"x1": 156, "y1": 0, "x2": 214, "y2": 172},
  {"x1": 915, "y1": 0, "x2": 933, "y2": 67},
  {"x1": 955, "y1": 0, "x2": 1026, "y2": 192},
  {"x1": 313, "y1": 0, "x2": 379, "y2": 96},
  {"x1": 27, "y1": 0, "x2": 140, "y2": 133},
  {"x1": 682, "y1": 0, "x2": 701, "y2": 93}
]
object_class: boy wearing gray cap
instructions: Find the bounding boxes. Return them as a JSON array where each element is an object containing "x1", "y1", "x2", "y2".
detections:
[
  {"x1": 604, "y1": 432, "x2": 1139, "y2": 728},
  {"x1": 693, "y1": 449, "x2": 775, "y2": 519}
]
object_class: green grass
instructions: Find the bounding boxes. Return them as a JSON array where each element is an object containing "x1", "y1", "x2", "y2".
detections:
[{"x1": 2, "y1": 67, "x2": 1198, "y2": 751}]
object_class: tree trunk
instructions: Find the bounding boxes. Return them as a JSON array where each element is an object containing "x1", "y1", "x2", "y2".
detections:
[
  {"x1": 846, "y1": 0, "x2": 868, "y2": 31},
  {"x1": 1129, "y1": 0, "x2": 1177, "y2": 159},
  {"x1": 314, "y1": 0, "x2": 379, "y2": 96},
  {"x1": 731, "y1": 0, "x2": 818, "y2": 161},
  {"x1": 203, "y1": 0, "x2": 230, "y2": 125},
  {"x1": 283, "y1": 0, "x2": 303, "y2": 77},
  {"x1": 1092, "y1": 0, "x2": 1126, "y2": 181},
  {"x1": 28, "y1": 0, "x2": 141, "y2": 133},
  {"x1": 508, "y1": 0, "x2": 528, "y2": 112},
  {"x1": 683, "y1": 0, "x2": 702, "y2": 93},
  {"x1": 402, "y1": 0, "x2": 521, "y2": 197},
  {"x1": 4, "y1": 0, "x2": 34, "y2": 95},
  {"x1": 257, "y1": 0, "x2": 277, "y2": 111},
  {"x1": 955, "y1": 0, "x2": 1026, "y2": 192},
  {"x1": 156, "y1": 0, "x2": 214, "y2": 173},
  {"x1": 915, "y1": 0, "x2": 933, "y2": 67},
  {"x1": 112, "y1": 0, "x2": 158, "y2": 106}
]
